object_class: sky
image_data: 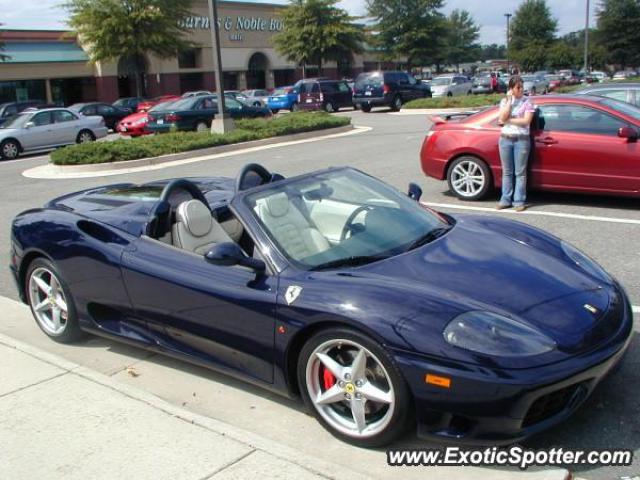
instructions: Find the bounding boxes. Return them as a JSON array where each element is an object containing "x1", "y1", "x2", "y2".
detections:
[{"x1": 1, "y1": 0, "x2": 598, "y2": 46}]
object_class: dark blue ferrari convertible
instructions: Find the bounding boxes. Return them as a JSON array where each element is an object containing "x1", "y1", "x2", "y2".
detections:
[{"x1": 10, "y1": 163, "x2": 632, "y2": 447}]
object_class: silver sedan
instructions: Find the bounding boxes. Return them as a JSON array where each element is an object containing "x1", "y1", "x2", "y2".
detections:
[
  {"x1": 0, "y1": 108, "x2": 107, "y2": 160},
  {"x1": 521, "y1": 75, "x2": 549, "y2": 95}
]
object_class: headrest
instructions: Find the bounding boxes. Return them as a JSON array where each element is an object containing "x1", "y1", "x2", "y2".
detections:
[
  {"x1": 264, "y1": 192, "x2": 290, "y2": 218},
  {"x1": 176, "y1": 200, "x2": 213, "y2": 237}
]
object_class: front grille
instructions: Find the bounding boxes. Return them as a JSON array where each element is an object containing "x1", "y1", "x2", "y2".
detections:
[{"x1": 522, "y1": 382, "x2": 587, "y2": 427}]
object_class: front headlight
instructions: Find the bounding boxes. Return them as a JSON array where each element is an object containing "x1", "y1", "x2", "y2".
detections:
[
  {"x1": 443, "y1": 311, "x2": 556, "y2": 357},
  {"x1": 561, "y1": 241, "x2": 611, "y2": 283}
]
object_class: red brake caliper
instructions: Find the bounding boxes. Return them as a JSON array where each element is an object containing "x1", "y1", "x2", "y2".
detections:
[{"x1": 322, "y1": 366, "x2": 336, "y2": 390}]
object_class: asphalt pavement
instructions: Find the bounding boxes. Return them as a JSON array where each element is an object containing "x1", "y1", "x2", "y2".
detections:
[{"x1": 0, "y1": 109, "x2": 637, "y2": 479}]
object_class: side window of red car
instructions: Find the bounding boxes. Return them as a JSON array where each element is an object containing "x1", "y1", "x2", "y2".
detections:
[{"x1": 537, "y1": 105, "x2": 627, "y2": 136}]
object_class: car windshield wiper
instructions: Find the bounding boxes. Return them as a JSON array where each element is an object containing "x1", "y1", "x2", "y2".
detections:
[
  {"x1": 405, "y1": 227, "x2": 451, "y2": 251},
  {"x1": 310, "y1": 255, "x2": 389, "y2": 271}
]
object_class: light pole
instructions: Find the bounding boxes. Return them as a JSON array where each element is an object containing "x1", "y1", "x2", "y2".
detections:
[
  {"x1": 504, "y1": 13, "x2": 512, "y2": 75},
  {"x1": 583, "y1": 0, "x2": 590, "y2": 73},
  {"x1": 207, "y1": 0, "x2": 234, "y2": 133}
]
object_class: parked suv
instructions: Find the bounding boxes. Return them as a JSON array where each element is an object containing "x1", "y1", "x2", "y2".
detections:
[
  {"x1": 296, "y1": 79, "x2": 353, "y2": 112},
  {"x1": 353, "y1": 71, "x2": 431, "y2": 112}
]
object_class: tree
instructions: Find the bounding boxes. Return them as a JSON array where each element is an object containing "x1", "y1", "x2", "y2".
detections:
[
  {"x1": 64, "y1": 0, "x2": 195, "y2": 96},
  {"x1": 0, "y1": 23, "x2": 10, "y2": 62},
  {"x1": 273, "y1": 0, "x2": 364, "y2": 77},
  {"x1": 366, "y1": 0, "x2": 448, "y2": 69},
  {"x1": 547, "y1": 42, "x2": 578, "y2": 69},
  {"x1": 479, "y1": 44, "x2": 506, "y2": 61},
  {"x1": 444, "y1": 9, "x2": 480, "y2": 69},
  {"x1": 596, "y1": 0, "x2": 640, "y2": 68},
  {"x1": 510, "y1": 0, "x2": 557, "y2": 71}
]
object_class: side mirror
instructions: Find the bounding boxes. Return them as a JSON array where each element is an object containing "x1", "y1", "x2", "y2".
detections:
[
  {"x1": 25, "y1": 122, "x2": 34, "y2": 129},
  {"x1": 205, "y1": 242, "x2": 266, "y2": 272},
  {"x1": 407, "y1": 182, "x2": 423, "y2": 201},
  {"x1": 618, "y1": 126, "x2": 638, "y2": 142}
]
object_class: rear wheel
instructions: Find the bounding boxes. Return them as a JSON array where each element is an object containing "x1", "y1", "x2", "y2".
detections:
[
  {"x1": 298, "y1": 328, "x2": 412, "y2": 447},
  {"x1": 196, "y1": 121, "x2": 208, "y2": 132},
  {"x1": 1, "y1": 139, "x2": 20, "y2": 160},
  {"x1": 447, "y1": 155, "x2": 492, "y2": 200},
  {"x1": 360, "y1": 104, "x2": 372, "y2": 113},
  {"x1": 76, "y1": 129, "x2": 95, "y2": 144},
  {"x1": 26, "y1": 258, "x2": 84, "y2": 343},
  {"x1": 325, "y1": 101, "x2": 335, "y2": 113},
  {"x1": 390, "y1": 96, "x2": 402, "y2": 111}
]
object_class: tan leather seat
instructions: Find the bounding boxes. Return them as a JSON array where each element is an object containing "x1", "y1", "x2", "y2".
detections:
[
  {"x1": 172, "y1": 199, "x2": 234, "y2": 255},
  {"x1": 256, "y1": 192, "x2": 329, "y2": 261}
]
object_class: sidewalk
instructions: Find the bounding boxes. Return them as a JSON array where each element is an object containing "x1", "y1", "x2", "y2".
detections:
[{"x1": 0, "y1": 332, "x2": 368, "y2": 480}]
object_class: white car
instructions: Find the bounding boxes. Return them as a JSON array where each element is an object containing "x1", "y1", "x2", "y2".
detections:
[
  {"x1": 241, "y1": 89, "x2": 270, "y2": 107},
  {"x1": 521, "y1": 75, "x2": 549, "y2": 95},
  {"x1": 0, "y1": 108, "x2": 107, "y2": 160},
  {"x1": 430, "y1": 75, "x2": 473, "y2": 97},
  {"x1": 589, "y1": 71, "x2": 608, "y2": 82}
]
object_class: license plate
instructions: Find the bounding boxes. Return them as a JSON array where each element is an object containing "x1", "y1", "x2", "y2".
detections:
[
  {"x1": 365, "y1": 91, "x2": 372, "y2": 96},
  {"x1": 158, "y1": 119, "x2": 164, "y2": 124},
  {"x1": 306, "y1": 99, "x2": 312, "y2": 103}
]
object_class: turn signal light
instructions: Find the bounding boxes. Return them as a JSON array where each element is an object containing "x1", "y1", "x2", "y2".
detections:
[{"x1": 425, "y1": 373, "x2": 451, "y2": 388}]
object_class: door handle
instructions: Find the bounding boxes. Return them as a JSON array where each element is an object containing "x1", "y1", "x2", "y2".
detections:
[{"x1": 535, "y1": 137, "x2": 558, "y2": 145}]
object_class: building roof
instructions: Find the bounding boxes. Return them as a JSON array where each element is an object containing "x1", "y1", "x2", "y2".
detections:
[{"x1": 1, "y1": 41, "x2": 88, "y2": 64}]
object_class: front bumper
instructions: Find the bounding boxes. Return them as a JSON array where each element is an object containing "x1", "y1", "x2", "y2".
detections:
[{"x1": 394, "y1": 289, "x2": 633, "y2": 444}]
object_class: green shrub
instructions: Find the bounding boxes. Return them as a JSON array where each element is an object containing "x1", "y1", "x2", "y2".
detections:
[
  {"x1": 51, "y1": 112, "x2": 350, "y2": 165},
  {"x1": 405, "y1": 94, "x2": 503, "y2": 109}
]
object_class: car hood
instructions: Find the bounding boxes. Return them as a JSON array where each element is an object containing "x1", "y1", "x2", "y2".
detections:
[{"x1": 354, "y1": 215, "x2": 619, "y2": 358}]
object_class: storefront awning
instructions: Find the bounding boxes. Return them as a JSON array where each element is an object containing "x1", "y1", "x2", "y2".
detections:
[{"x1": 2, "y1": 42, "x2": 88, "y2": 63}]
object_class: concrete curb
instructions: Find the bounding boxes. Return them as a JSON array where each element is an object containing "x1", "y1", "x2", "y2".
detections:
[
  {"x1": 0, "y1": 331, "x2": 369, "y2": 480},
  {"x1": 49, "y1": 125, "x2": 353, "y2": 174}
]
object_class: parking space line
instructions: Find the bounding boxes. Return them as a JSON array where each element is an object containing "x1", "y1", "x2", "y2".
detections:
[{"x1": 423, "y1": 202, "x2": 640, "y2": 226}]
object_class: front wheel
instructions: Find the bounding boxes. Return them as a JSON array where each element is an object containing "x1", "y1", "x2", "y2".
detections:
[
  {"x1": 0, "y1": 139, "x2": 20, "y2": 160},
  {"x1": 390, "y1": 96, "x2": 402, "y2": 111},
  {"x1": 298, "y1": 328, "x2": 412, "y2": 447},
  {"x1": 447, "y1": 155, "x2": 492, "y2": 200},
  {"x1": 26, "y1": 258, "x2": 84, "y2": 343},
  {"x1": 291, "y1": 102, "x2": 299, "y2": 112}
]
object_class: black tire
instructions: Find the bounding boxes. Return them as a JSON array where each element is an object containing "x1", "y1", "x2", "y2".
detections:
[
  {"x1": 360, "y1": 104, "x2": 372, "y2": 113},
  {"x1": 297, "y1": 327, "x2": 412, "y2": 447},
  {"x1": 291, "y1": 102, "x2": 299, "y2": 112},
  {"x1": 0, "y1": 139, "x2": 20, "y2": 160},
  {"x1": 446, "y1": 155, "x2": 492, "y2": 200},
  {"x1": 76, "y1": 129, "x2": 95, "y2": 144},
  {"x1": 25, "y1": 258, "x2": 85, "y2": 343},
  {"x1": 390, "y1": 96, "x2": 402, "y2": 112},
  {"x1": 271, "y1": 109, "x2": 279, "y2": 114},
  {"x1": 324, "y1": 101, "x2": 335, "y2": 113},
  {"x1": 447, "y1": 92, "x2": 453, "y2": 97}
]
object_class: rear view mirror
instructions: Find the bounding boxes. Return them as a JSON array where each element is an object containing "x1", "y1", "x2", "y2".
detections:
[
  {"x1": 407, "y1": 183, "x2": 423, "y2": 201},
  {"x1": 618, "y1": 126, "x2": 638, "y2": 142}
]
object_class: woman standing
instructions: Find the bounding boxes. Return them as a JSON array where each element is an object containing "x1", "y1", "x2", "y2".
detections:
[{"x1": 497, "y1": 75, "x2": 535, "y2": 211}]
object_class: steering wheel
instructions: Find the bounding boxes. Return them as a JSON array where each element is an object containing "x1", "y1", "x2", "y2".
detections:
[
  {"x1": 146, "y1": 179, "x2": 210, "y2": 238},
  {"x1": 235, "y1": 163, "x2": 272, "y2": 192},
  {"x1": 340, "y1": 206, "x2": 373, "y2": 241}
]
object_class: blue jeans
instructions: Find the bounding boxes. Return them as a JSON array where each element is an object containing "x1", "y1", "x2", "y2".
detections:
[{"x1": 498, "y1": 137, "x2": 530, "y2": 207}]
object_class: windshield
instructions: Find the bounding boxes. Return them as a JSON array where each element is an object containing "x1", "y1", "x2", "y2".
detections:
[
  {"x1": 162, "y1": 97, "x2": 198, "y2": 110},
  {"x1": 272, "y1": 88, "x2": 289, "y2": 95},
  {"x1": 431, "y1": 77, "x2": 452, "y2": 86},
  {"x1": 245, "y1": 169, "x2": 450, "y2": 270},
  {"x1": 1, "y1": 112, "x2": 32, "y2": 129},
  {"x1": 598, "y1": 98, "x2": 640, "y2": 121}
]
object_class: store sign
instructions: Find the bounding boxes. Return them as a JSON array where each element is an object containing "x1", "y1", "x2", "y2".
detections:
[{"x1": 179, "y1": 15, "x2": 284, "y2": 37}]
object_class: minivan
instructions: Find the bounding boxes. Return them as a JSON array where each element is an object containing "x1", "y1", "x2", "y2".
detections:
[
  {"x1": 352, "y1": 71, "x2": 431, "y2": 112},
  {"x1": 296, "y1": 79, "x2": 354, "y2": 112}
]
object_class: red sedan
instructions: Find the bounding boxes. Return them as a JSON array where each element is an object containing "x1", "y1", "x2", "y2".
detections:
[
  {"x1": 116, "y1": 111, "x2": 151, "y2": 137},
  {"x1": 136, "y1": 95, "x2": 181, "y2": 113},
  {"x1": 420, "y1": 95, "x2": 640, "y2": 200}
]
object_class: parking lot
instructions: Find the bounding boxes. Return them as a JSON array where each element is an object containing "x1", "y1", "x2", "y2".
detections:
[{"x1": 0, "y1": 109, "x2": 637, "y2": 479}]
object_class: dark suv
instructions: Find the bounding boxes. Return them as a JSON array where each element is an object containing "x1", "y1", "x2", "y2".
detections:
[
  {"x1": 296, "y1": 79, "x2": 354, "y2": 112},
  {"x1": 0, "y1": 100, "x2": 50, "y2": 126},
  {"x1": 353, "y1": 71, "x2": 431, "y2": 112}
]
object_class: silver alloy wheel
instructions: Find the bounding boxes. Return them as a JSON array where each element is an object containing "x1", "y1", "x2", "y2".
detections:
[
  {"x1": 78, "y1": 131, "x2": 93, "y2": 143},
  {"x1": 2, "y1": 141, "x2": 18, "y2": 159},
  {"x1": 325, "y1": 102, "x2": 334, "y2": 112},
  {"x1": 394, "y1": 97, "x2": 402, "y2": 110},
  {"x1": 196, "y1": 122, "x2": 208, "y2": 132},
  {"x1": 450, "y1": 159, "x2": 486, "y2": 197},
  {"x1": 305, "y1": 338, "x2": 395, "y2": 439},
  {"x1": 28, "y1": 267, "x2": 68, "y2": 336}
]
